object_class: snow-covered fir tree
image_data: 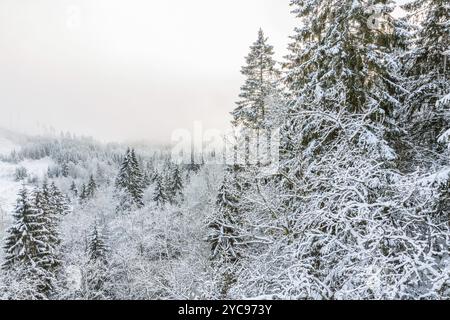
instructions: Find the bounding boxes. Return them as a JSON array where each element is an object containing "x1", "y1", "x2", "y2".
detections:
[
  {"x1": 79, "y1": 184, "x2": 87, "y2": 202},
  {"x1": 38, "y1": 182, "x2": 63, "y2": 263},
  {"x1": 129, "y1": 149, "x2": 145, "y2": 207},
  {"x1": 232, "y1": 28, "x2": 281, "y2": 130},
  {"x1": 153, "y1": 173, "x2": 168, "y2": 207},
  {"x1": 61, "y1": 162, "x2": 69, "y2": 178},
  {"x1": 208, "y1": 166, "x2": 244, "y2": 262},
  {"x1": 70, "y1": 181, "x2": 78, "y2": 197},
  {"x1": 3, "y1": 187, "x2": 41, "y2": 270},
  {"x1": 88, "y1": 225, "x2": 109, "y2": 263},
  {"x1": 49, "y1": 182, "x2": 69, "y2": 216},
  {"x1": 207, "y1": 165, "x2": 248, "y2": 298},
  {"x1": 2, "y1": 185, "x2": 63, "y2": 297},
  {"x1": 208, "y1": 29, "x2": 283, "y2": 288},
  {"x1": 86, "y1": 175, "x2": 97, "y2": 199},
  {"x1": 115, "y1": 149, "x2": 132, "y2": 191},
  {"x1": 82, "y1": 224, "x2": 111, "y2": 300},
  {"x1": 166, "y1": 164, "x2": 184, "y2": 204},
  {"x1": 217, "y1": 0, "x2": 449, "y2": 299},
  {"x1": 115, "y1": 148, "x2": 145, "y2": 210},
  {"x1": 402, "y1": 0, "x2": 449, "y2": 150}
]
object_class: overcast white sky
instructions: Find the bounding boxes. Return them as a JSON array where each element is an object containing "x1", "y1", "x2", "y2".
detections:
[{"x1": 0, "y1": 0, "x2": 408, "y2": 143}]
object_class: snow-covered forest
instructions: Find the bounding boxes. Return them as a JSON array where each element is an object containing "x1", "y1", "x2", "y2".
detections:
[{"x1": 0, "y1": 0, "x2": 449, "y2": 300}]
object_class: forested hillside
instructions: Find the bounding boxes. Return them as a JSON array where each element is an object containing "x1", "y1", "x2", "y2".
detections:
[{"x1": 0, "y1": 0, "x2": 448, "y2": 300}]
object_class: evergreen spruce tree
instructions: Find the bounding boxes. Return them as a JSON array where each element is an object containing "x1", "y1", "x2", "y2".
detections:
[
  {"x1": 129, "y1": 149, "x2": 144, "y2": 207},
  {"x1": 153, "y1": 173, "x2": 168, "y2": 207},
  {"x1": 3, "y1": 185, "x2": 62, "y2": 297},
  {"x1": 232, "y1": 29, "x2": 281, "y2": 130},
  {"x1": 207, "y1": 29, "x2": 281, "y2": 297},
  {"x1": 165, "y1": 165, "x2": 184, "y2": 204},
  {"x1": 79, "y1": 184, "x2": 87, "y2": 202},
  {"x1": 232, "y1": 29, "x2": 282, "y2": 167},
  {"x1": 86, "y1": 175, "x2": 97, "y2": 199},
  {"x1": 434, "y1": 178, "x2": 449, "y2": 216},
  {"x1": 402, "y1": 0, "x2": 450, "y2": 149},
  {"x1": 3, "y1": 187, "x2": 42, "y2": 270},
  {"x1": 115, "y1": 148, "x2": 132, "y2": 190},
  {"x1": 88, "y1": 225, "x2": 109, "y2": 262},
  {"x1": 49, "y1": 182, "x2": 69, "y2": 216},
  {"x1": 207, "y1": 28, "x2": 282, "y2": 297},
  {"x1": 208, "y1": 166, "x2": 244, "y2": 262},
  {"x1": 33, "y1": 183, "x2": 62, "y2": 276},
  {"x1": 83, "y1": 225, "x2": 111, "y2": 300},
  {"x1": 115, "y1": 148, "x2": 144, "y2": 209},
  {"x1": 207, "y1": 166, "x2": 247, "y2": 298},
  {"x1": 70, "y1": 181, "x2": 78, "y2": 197},
  {"x1": 1, "y1": 187, "x2": 48, "y2": 300},
  {"x1": 61, "y1": 162, "x2": 69, "y2": 178},
  {"x1": 171, "y1": 165, "x2": 184, "y2": 203},
  {"x1": 284, "y1": 0, "x2": 401, "y2": 131}
]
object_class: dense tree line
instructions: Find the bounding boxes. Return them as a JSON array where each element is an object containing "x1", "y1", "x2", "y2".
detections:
[{"x1": 208, "y1": 0, "x2": 449, "y2": 299}]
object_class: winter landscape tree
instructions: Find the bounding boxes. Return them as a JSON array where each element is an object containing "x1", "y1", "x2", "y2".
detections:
[
  {"x1": 153, "y1": 173, "x2": 168, "y2": 207},
  {"x1": 2, "y1": 185, "x2": 64, "y2": 298},
  {"x1": 402, "y1": 0, "x2": 450, "y2": 150},
  {"x1": 81, "y1": 224, "x2": 111, "y2": 300},
  {"x1": 115, "y1": 148, "x2": 145, "y2": 210},
  {"x1": 0, "y1": 0, "x2": 449, "y2": 301}
]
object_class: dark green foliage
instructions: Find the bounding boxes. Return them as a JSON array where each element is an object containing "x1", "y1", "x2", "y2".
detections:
[
  {"x1": 232, "y1": 29, "x2": 281, "y2": 130},
  {"x1": 208, "y1": 166, "x2": 244, "y2": 261},
  {"x1": 70, "y1": 181, "x2": 78, "y2": 197},
  {"x1": 86, "y1": 175, "x2": 97, "y2": 199},
  {"x1": 434, "y1": 177, "x2": 450, "y2": 218},
  {"x1": 79, "y1": 184, "x2": 87, "y2": 202},
  {"x1": 402, "y1": 0, "x2": 450, "y2": 149},
  {"x1": 115, "y1": 148, "x2": 145, "y2": 209},
  {"x1": 88, "y1": 225, "x2": 109, "y2": 263},
  {"x1": 153, "y1": 173, "x2": 168, "y2": 207},
  {"x1": 3, "y1": 187, "x2": 42, "y2": 270},
  {"x1": 3, "y1": 183, "x2": 66, "y2": 297},
  {"x1": 164, "y1": 164, "x2": 184, "y2": 205},
  {"x1": 61, "y1": 162, "x2": 69, "y2": 178},
  {"x1": 82, "y1": 225, "x2": 111, "y2": 300}
]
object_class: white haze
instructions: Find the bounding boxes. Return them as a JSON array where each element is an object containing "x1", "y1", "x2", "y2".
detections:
[{"x1": 0, "y1": 0, "x2": 407, "y2": 143}]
